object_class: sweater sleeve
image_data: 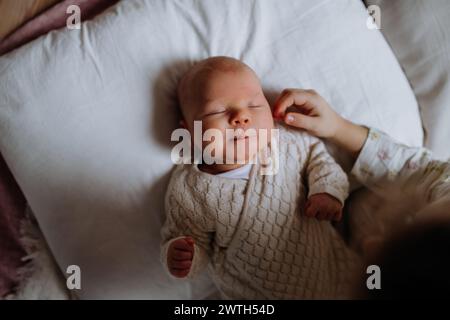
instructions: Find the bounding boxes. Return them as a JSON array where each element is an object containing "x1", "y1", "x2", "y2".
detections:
[
  {"x1": 351, "y1": 128, "x2": 450, "y2": 203},
  {"x1": 160, "y1": 189, "x2": 213, "y2": 280},
  {"x1": 306, "y1": 136, "x2": 349, "y2": 204}
]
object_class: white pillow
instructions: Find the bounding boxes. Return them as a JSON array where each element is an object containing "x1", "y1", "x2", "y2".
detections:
[
  {"x1": 0, "y1": 0, "x2": 423, "y2": 299},
  {"x1": 366, "y1": 0, "x2": 450, "y2": 159}
]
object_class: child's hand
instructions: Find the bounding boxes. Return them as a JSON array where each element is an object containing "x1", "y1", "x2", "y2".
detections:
[
  {"x1": 273, "y1": 88, "x2": 369, "y2": 160},
  {"x1": 273, "y1": 89, "x2": 343, "y2": 138},
  {"x1": 304, "y1": 193, "x2": 343, "y2": 221},
  {"x1": 167, "y1": 237, "x2": 195, "y2": 278}
]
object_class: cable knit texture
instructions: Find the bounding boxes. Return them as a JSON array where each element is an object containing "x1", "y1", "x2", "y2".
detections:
[{"x1": 161, "y1": 125, "x2": 360, "y2": 299}]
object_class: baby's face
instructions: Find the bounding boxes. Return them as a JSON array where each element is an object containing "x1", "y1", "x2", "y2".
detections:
[{"x1": 183, "y1": 67, "x2": 274, "y2": 167}]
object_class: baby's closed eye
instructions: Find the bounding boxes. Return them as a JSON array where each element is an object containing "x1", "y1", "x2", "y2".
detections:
[{"x1": 202, "y1": 109, "x2": 227, "y2": 117}]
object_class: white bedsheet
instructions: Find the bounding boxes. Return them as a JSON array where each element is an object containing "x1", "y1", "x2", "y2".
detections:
[
  {"x1": 0, "y1": 0, "x2": 423, "y2": 299},
  {"x1": 366, "y1": 0, "x2": 450, "y2": 160}
]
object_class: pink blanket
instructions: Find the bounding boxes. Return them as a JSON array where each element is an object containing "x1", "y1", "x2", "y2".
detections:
[
  {"x1": 0, "y1": 154, "x2": 26, "y2": 298},
  {"x1": 0, "y1": 0, "x2": 119, "y2": 56},
  {"x1": 0, "y1": 0, "x2": 119, "y2": 298}
]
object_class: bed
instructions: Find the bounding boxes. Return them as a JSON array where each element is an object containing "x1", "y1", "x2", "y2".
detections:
[
  {"x1": 0, "y1": 0, "x2": 449, "y2": 299},
  {"x1": 0, "y1": 0, "x2": 119, "y2": 298}
]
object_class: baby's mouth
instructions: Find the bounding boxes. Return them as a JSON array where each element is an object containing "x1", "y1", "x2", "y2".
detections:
[
  {"x1": 231, "y1": 128, "x2": 256, "y2": 141},
  {"x1": 233, "y1": 135, "x2": 249, "y2": 141}
]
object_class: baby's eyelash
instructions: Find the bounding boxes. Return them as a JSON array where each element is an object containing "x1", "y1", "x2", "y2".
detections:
[
  {"x1": 205, "y1": 110, "x2": 226, "y2": 117},
  {"x1": 249, "y1": 105, "x2": 262, "y2": 109}
]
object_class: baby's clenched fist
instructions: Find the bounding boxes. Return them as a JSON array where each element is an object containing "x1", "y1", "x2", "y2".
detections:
[
  {"x1": 304, "y1": 193, "x2": 343, "y2": 221},
  {"x1": 167, "y1": 237, "x2": 194, "y2": 278}
]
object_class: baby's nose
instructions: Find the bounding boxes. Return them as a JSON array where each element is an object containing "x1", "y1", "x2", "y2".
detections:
[{"x1": 231, "y1": 111, "x2": 250, "y2": 126}]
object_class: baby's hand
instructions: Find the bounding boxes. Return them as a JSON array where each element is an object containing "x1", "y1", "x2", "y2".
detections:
[
  {"x1": 304, "y1": 193, "x2": 343, "y2": 221},
  {"x1": 167, "y1": 237, "x2": 195, "y2": 278},
  {"x1": 273, "y1": 88, "x2": 343, "y2": 138}
]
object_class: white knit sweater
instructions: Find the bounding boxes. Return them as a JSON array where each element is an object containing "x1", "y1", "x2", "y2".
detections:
[{"x1": 161, "y1": 125, "x2": 360, "y2": 299}]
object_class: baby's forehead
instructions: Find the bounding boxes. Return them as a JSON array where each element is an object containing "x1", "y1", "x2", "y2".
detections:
[
  {"x1": 178, "y1": 57, "x2": 261, "y2": 113},
  {"x1": 196, "y1": 69, "x2": 260, "y2": 101},
  {"x1": 187, "y1": 56, "x2": 252, "y2": 82},
  {"x1": 192, "y1": 63, "x2": 249, "y2": 85}
]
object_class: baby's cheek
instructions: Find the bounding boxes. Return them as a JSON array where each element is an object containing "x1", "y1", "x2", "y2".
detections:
[
  {"x1": 263, "y1": 109, "x2": 275, "y2": 128},
  {"x1": 201, "y1": 135, "x2": 226, "y2": 163}
]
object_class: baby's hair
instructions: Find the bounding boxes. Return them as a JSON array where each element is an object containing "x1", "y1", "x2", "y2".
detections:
[{"x1": 177, "y1": 56, "x2": 252, "y2": 118}]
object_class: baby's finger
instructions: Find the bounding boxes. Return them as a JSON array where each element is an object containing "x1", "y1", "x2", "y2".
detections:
[
  {"x1": 171, "y1": 259, "x2": 192, "y2": 270},
  {"x1": 170, "y1": 268, "x2": 190, "y2": 278},
  {"x1": 333, "y1": 210, "x2": 343, "y2": 222},
  {"x1": 304, "y1": 205, "x2": 316, "y2": 218},
  {"x1": 318, "y1": 209, "x2": 332, "y2": 221},
  {"x1": 304, "y1": 199, "x2": 311, "y2": 210},
  {"x1": 316, "y1": 211, "x2": 328, "y2": 220},
  {"x1": 184, "y1": 237, "x2": 195, "y2": 247},
  {"x1": 326, "y1": 211, "x2": 336, "y2": 221},
  {"x1": 173, "y1": 249, "x2": 193, "y2": 261},
  {"x1": 172, "y1": 240, "x2": 194, "y2": 252}
]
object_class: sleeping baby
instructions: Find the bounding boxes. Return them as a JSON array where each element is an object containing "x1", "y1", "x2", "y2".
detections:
[{"x1": 160, "y1": 56, "x2": 360, "y2": 299}]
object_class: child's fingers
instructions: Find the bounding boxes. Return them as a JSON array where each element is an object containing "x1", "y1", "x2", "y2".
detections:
[
  {"x1": 184, "y1": 237, "x2": 195, "y2": 247},
  {"x1": 172, "y1": 239, "x2": 194, "y2": 252},
  {"x1": 317, "y1": 207, "x2": 342, "y2": 221},
  {"x1": 304, "y1": 205, "x2": 316, "y2": 218},
  {"x1": 171, "y1": 259, "x2": 192, "y2": 270},
  {"x1": 316, "y1": 211, "x2": 328, "y2": 220},
  {"x1": 273, "y1": 89, "x2": 297, "y2": 118},
  {"x1": 327, "y1": 212, "x2": 337, "y2": 221},
  {"x1": 318, "y1": 206, "x2": 335, "y2": 220},
  {"x1": 327, "y1": 204, "x2": 342, "y2": 221},
  {"x1": 273, "y1": 89, "x2": 319, "y2": 118},
  {"x1": 273, "y1": 89, "x2": 306, "y2": 118},
  {"x1": 170, "y1": 268, "x2": 190, "y2": 278},
  {"x1": 284, "y1": 112, "x2": 319, "y2": 132},
  {"x1": 333, "y1": 209, "x2": 343, "y2": 222},
  {"x1": 173, "y1": 249, "x2": 193, "y2": 261},
  {"x1": 304, "y1": 199, "x2": 311, "y2": 210}
]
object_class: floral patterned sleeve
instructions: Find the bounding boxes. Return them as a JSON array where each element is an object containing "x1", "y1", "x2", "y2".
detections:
[{"x1": 351, "y1": 128, "x2": 450, "y2": 203}]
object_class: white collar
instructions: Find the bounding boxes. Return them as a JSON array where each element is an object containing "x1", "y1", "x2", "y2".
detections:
[{"x1": 215, "y1": 164, "x2": 253, "y2": 180}]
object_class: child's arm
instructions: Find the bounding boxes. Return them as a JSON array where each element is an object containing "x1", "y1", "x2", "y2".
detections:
[
  {"x1": 350, "y1": 128, "x2": 450, "y2": 203},
  {"x1": 304, "y1": 135, "x2": 349, "y2": 221},
  {"x1": 273, "y1": 88, "x2": 450, "y2": 203}
]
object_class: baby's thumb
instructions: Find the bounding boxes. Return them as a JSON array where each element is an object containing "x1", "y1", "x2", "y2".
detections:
[
  {"x1": 284, "y1": 112, "x2": 317, "y2": 132},
  {"x1": 185, "y1": 236, "x2": 195, "y2": 247}
]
